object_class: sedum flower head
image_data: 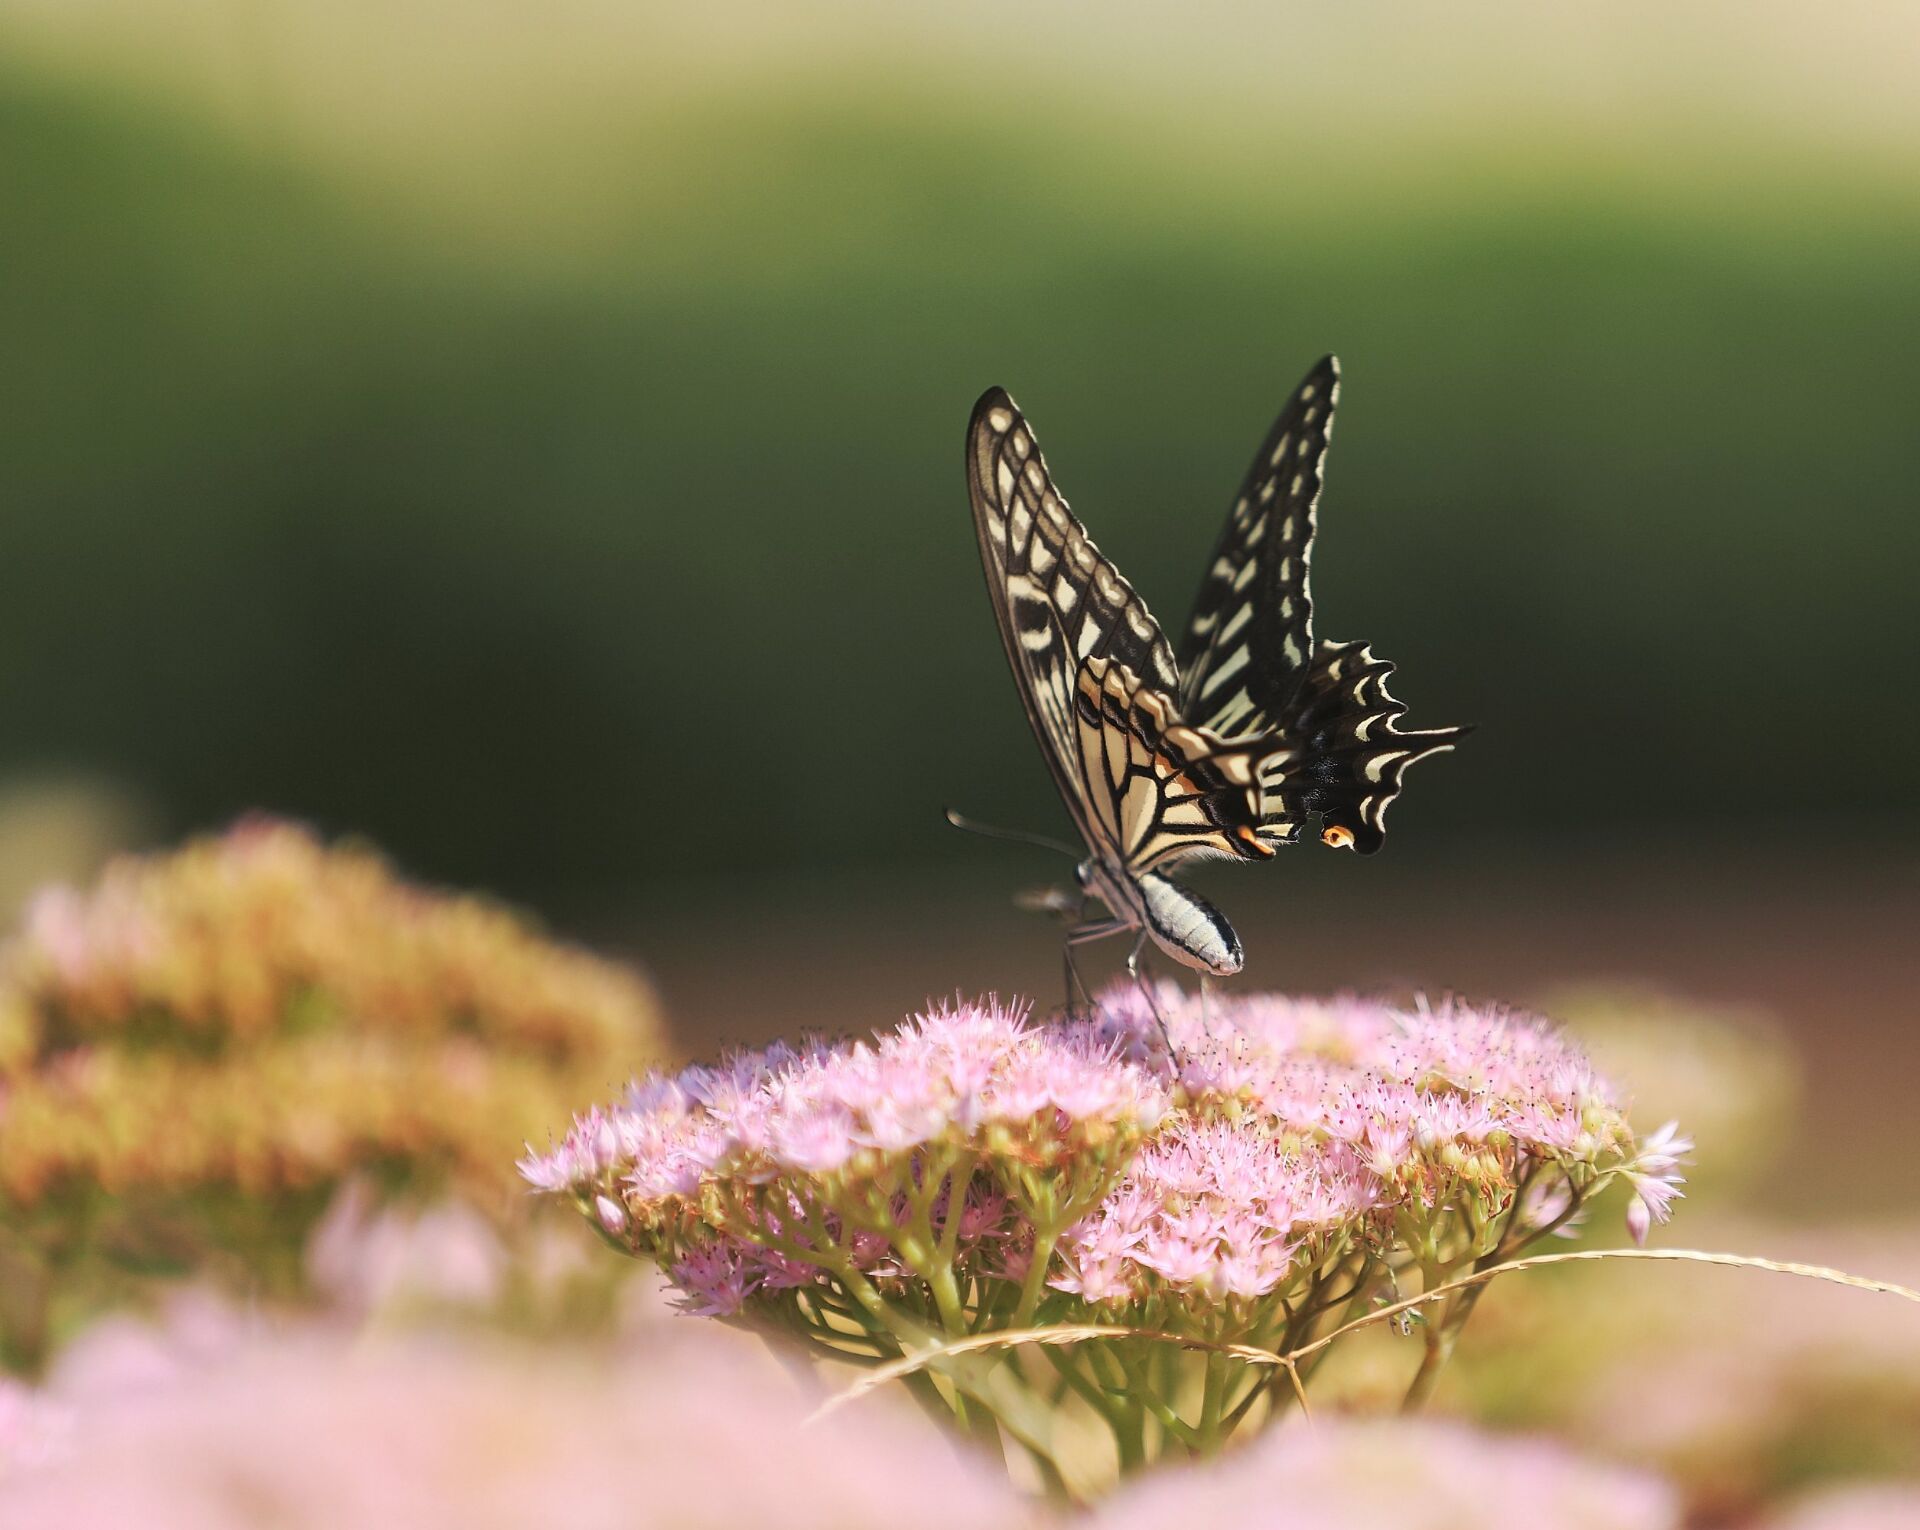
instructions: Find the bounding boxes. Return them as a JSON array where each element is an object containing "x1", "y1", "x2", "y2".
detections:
[
  {"x1": 1050, "y1": 983, "x2": 1662, "y2": 1307},
  {"x1": 533, "y1": 980, "x2": 1679, "y2": 1477},
  {"x1": 1053, "y1": 1118, "x2": 1374, "y2": 1308},
  {"x1": 522, "y1": 998, "x2": 1169, "y2": 1315},
  {"x1": 0, "y1": 818, "x2": 666, "y2": 1364}
]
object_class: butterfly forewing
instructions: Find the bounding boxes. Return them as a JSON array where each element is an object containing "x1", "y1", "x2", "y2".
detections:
[
  {"x1": 967, "y1": 389, "x2": 1271, "y2": 875},
  {"x1": 1178, "y1": 354, "x2": 1340, "y2": 738}
]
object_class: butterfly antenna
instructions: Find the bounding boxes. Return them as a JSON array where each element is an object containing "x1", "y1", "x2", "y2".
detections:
[{"x1": 943, "y1": 809, "x2": 1081, "y2": 860}]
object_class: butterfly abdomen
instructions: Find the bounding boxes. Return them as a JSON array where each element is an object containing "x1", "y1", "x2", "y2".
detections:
[{"x1": 1137, "y1": 873, "x2": 1243, "y2": 976}]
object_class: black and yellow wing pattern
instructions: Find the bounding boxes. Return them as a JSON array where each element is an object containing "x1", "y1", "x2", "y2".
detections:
[
  {"x1": 1177, "y1": 357, "x2": 1469, "y2": 855},
  {"x1": 964, "y1": 358, "x2": 1465, "y2": 977},
  {"x1": 966, "y1": 390, "x2": 1281, "y2": 879}
]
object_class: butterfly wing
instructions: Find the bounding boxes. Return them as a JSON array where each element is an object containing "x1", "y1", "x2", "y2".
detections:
[
  {"x1": 1177, "y1": 357, "x2": 1467, "y2": 853},
  {"x1": 1177, "y1": 354, "x2": 1339, "y2": 738},
  {"x1": 1072, "y1": 656, "x2": 1276, "y2": 872},
  {"x1": 1261, "y1": 641, "x2": 1470, "y2": 854},
  {"x1": 967, "y1": 388, "x2": 1272, "y2": 872}
]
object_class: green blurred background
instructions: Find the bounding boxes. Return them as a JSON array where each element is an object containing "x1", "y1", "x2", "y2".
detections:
[{"x1": 1, "y1": 3, "x2": 1916, "y2": 1185}]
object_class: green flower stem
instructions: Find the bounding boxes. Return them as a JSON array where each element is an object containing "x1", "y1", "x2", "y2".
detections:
[
  {"x1": 933, "y1": 1152, "x2": 979, "y2": 1270},
  {"x1": 1111, "y1": 1376, "x2": 1148, "y2": 1468},
  {"x1": 1399, "y1": 1310, "x2": 1456, "y2": 1412},
  {"x1": 803, "y1": 1251, "x2": 1058, "y2": 1469},
  {"x1": 1403, "y1": 1185, "x2": 1561, "y2": 1413},
  {"x1": 1197, "y1": 1348, "x2": 1229, "y2": 1453},
  {"x1": 1042, "y1": 1345, "x2": 1132, "y2": 1460},
  {"x1": 1012, "y1": 1226, "x2": 1062, "y2": 1328},
  {"x1": 887, "y1": 1155, "x2": 973, "y2": 1339},
  {"x1": 1402, "y1": 1176, "x2": 1591, "y2": 1412},
  {"x1": 1021, "y1": 1440, "x2": 1074, "y2": 1505},
  {"x1": 1220, "y1": 1371, "x2": 1268, "y2": 1433},
  {"x1": 1118, "y1": 1342, "x2": 1198, "y2": 1452},
  {"x1": 926, "y1": 1257, "x2": 969, "y2": 1338},
  {"x1": 1400, "y1": 1245, "x2": 1457, "y2": 1413},
  {"x1": 1296, "y1": 1251, "x2": 1388, "y2": 1387}
]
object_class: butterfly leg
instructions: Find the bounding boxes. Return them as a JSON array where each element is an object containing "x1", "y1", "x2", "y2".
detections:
[
  {"x1": 1061, "y1": 943, "x2": 1090, "y2": 1019},
  {"x1": 1062, "y1": 915, "x2": 1129, "y2": 1019},
  {"x1": 1124, "y1": 932, "x2": 1175, "y2": 1057}
]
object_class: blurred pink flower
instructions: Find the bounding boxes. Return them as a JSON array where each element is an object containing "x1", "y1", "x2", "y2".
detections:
[
  {"x1": 1091, "y1": 1418, "x2": 1679, "y2": 1530},
  {"x1": 0, "y1": 1380, "x2": 72, "y2": 1481},
  {"x1": 47, "y1": 1288, "x2": 260, "y2": 1405},
  {"x1": 1760, "y1": 1486, "x2": 1920, "y2": 1530},
  {"x1": 305, "y1": 1178, "x2": 507, "y2": 1319},
  {"x1": 0, "y1": 1325, "x2": 1029, "y2": 1530}
]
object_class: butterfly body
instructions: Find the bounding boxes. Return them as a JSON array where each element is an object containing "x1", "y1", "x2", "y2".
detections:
[
  {"x1": 965, "y1": 357, "x2": 1465, "y2": 979},
  {"x1": 1080, "y1": 858, "x2": 1245, "y2": 977}
]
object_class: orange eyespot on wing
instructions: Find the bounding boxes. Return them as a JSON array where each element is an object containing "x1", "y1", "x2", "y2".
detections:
[{"x1": 1321, "y1": 824, "x2": 1356, "y2": 849}]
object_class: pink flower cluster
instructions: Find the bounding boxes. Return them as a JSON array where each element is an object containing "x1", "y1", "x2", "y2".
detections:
[
  {"x1": 526, "y1": 984, "x2": 1677, "y2": 1328},
  {"x1": 1054, "y1": 1120, "x2": 1377, "y2": 1305},
  {"x1": 1047, "y1": 983, "x2": 1664, "y2": 1308},
  {"x1": 520, "y1": 998, "x2": 1169, "y2": 1314},
  {"x1": 1096, "y1": 983, "x2": 1627, "y2": 1157}
]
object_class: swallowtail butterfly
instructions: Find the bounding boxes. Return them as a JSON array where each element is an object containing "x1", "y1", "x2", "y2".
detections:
[{"x1": 965, "y1": 356, "x2": 1466, "y2": 979}]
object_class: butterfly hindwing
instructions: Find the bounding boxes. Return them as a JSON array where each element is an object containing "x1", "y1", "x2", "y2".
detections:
[
  {"x1": 1178, "y1": 354, "x2": 1340, "y2": 738},
  {"x1": 1072, "y1": 657, "x2": 1274, "y2": 872},
  {"x1": 1257, "y1": 641, "x2": 1467, "y2": 854}
]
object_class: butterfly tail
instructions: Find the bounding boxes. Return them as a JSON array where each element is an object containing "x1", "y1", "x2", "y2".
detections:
[{"x1": 1258, "y1": 640, "x2": 1469, "y2": 854}]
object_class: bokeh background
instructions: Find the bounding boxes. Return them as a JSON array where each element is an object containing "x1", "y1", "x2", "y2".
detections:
[{"x1": 2, "y1": 1, "x2": 1917, "y2": 1210}]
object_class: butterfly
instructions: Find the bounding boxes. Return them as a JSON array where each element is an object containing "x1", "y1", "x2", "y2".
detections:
[{"x1": 964, "y1": 355, "x2": 1466, "y2": 982}]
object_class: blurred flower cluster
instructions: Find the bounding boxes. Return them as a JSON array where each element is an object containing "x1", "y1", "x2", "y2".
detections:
[
  {"x1": 1095, "y1": 1416, "x2": 1679, "y2": 1530},
  {"x1": 527, "y1": 980, "x2": 1684, "y2": 1485},
  {"x1": 0, "y1": 1292, "x2": 1677, "y2": 1530},
  {"x1": 1454, "y1": 1219, "x2": 1920, "y2": 1522},
  {"x1": 1543, "y1": 985, "x2": 1800, "y2": 1202},
  {"x1": 0, "y1": 817, "x2": 666, "y2": 1371},
  {"x1": 0, "y1": 1308, "x2": 1030, "y2": 1528}
]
